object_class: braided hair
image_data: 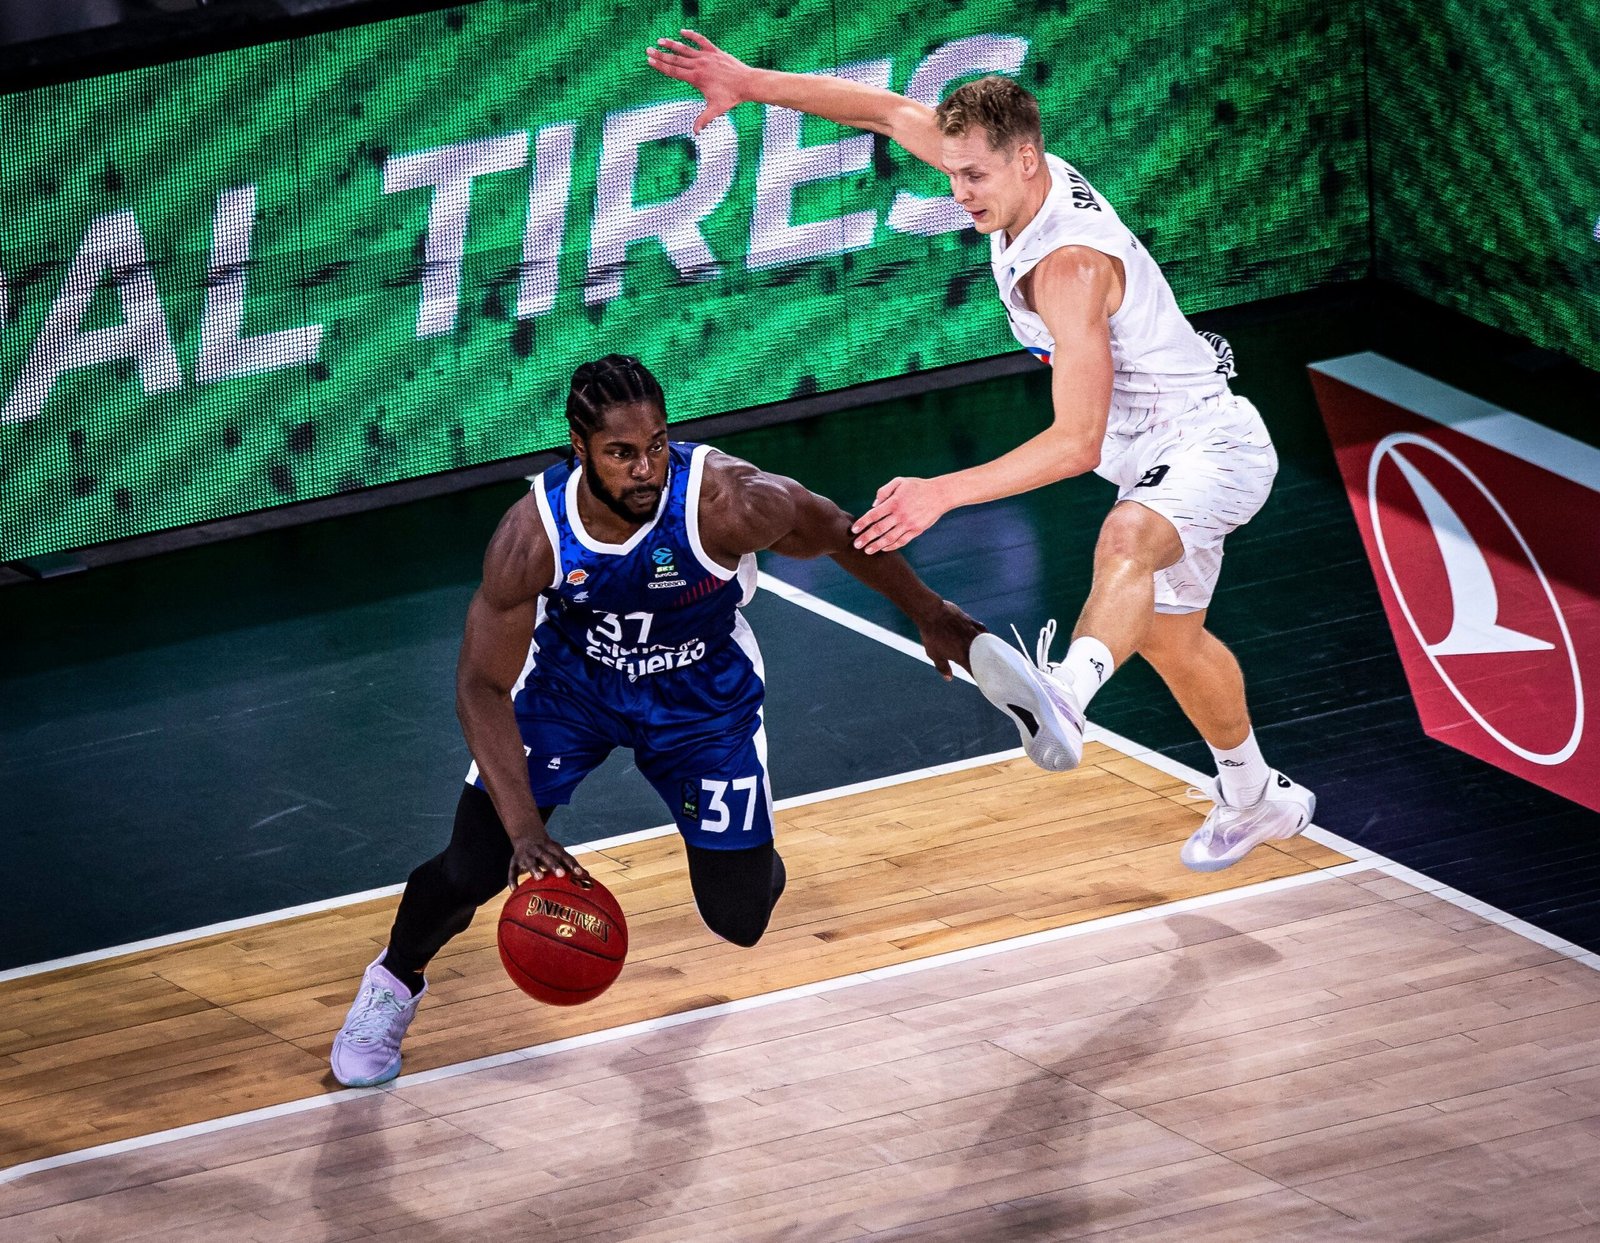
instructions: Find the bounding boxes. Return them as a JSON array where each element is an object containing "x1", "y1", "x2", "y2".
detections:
[{"x1": 565, "y1": 355, "x2": 666, "y2": 441}]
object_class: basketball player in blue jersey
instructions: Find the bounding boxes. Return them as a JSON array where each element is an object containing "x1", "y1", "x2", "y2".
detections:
[
  {"x1": 330, "y1": 354, "x2": 981, "y2": 1087},
  {"x1": 648, "y1": 34, "x2": 1317, "y2": 874}
]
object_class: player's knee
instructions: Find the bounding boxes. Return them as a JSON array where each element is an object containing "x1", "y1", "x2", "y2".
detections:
[
  {"x1": 698, "y1": 890, "x2": 774, "y2": 947},
  {"x1": 700, "y1": 902, "x2": 774, "y2": 953},
  {"x1": 1138, "y1": 613, "x2": 1208, "y2": 666},
  {"x1": 451, "y1": 862, "x2": 508, "y2": 909},
  {"x1": 1093, "y1": 529, "x2": 1163, "y2": 581},
  {"x1": 696, "y1": 885, "x2": 779, "y2": 948},
  {"x1": 686, "y1": 843, "x2": 782, "y2": 948},
  {"x1": 1098, "y1": 503, "x2": 1180, "y2": 573},
  {"x1": 1095, "y1": 548, "x2": 1156, "y2": 585},
  {"x1": 413, "y1": 852, "x2": 491, "y2": 910}
]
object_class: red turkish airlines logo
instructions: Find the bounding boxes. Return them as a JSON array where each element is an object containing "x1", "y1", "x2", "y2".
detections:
[
  {"x1": 1312, "y1": 355, "x2": 1599, "y2": 813},
  {"x1": 1368, "y1": 432, "x2": 1582, "y2": 765}
]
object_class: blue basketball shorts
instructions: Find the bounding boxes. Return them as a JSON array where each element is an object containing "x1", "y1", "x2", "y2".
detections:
[{"x1": 465, "y1": 662, "x2": 774, "y2": 851}]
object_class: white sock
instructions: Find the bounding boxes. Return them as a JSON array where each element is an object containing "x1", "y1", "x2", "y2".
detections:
[
  {"x1": 1209, "y1": 730, "x2": 1270, "y2": 806},
  {"x1": 1057, "y1": 637, "x2": 1115, "y2": 708}
]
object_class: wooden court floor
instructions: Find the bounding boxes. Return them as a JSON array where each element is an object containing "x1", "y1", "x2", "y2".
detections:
[{"x1": 4, "y1": 742, "x2": 1600, "y2": 1239}]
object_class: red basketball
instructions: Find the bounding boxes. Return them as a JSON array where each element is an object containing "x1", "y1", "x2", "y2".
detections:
[{"x1": 497, "y1": 872, "x2": 628, "y2": 1005}]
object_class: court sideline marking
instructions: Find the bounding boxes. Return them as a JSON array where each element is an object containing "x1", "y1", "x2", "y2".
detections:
[
  {"x1": 0, "y1": 572, "x2": 1023, "y2": 984},
  {"x1": 0, "y1": 863, "x2": 1382, "y2": 1189},
  {"x1": 764, "y1": 571, "x2": 1600, "y2": 974},
  {"x1": 2, "y1": 571, "x2": 1596, "y2": 1188},
  {"x1": 0, "y1": 745, "x2": 1031, "y2": 984}
]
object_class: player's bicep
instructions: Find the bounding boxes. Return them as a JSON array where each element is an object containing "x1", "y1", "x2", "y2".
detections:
[
  {"x1": 1033, "y1": 251, "x2": 1115, "y2": 397},
  {"x1": 1045, "y1": 303, "x2": 1114, "y2": 383},
  {"x1": 458, "y1": 505, "x2": 550, "y2": 695},
  {"x1": 458, "y1": 588, "x2": 537, "y2": 695},
  {"x1": 768, "y1": 481, "x2": 852, "y2": 559}
]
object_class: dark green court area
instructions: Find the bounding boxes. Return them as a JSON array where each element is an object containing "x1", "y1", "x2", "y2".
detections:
[{"x1": 3, "y1": 285, "x2": 1598, "y2": 970}]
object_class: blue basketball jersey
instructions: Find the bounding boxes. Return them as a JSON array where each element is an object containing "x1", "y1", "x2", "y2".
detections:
[
  {"x1": 466, "y1": 441, "x2": 775, "y2": 850},
  {"x1": 524, "y1": 441, "x2": 759, "y2": 706}
]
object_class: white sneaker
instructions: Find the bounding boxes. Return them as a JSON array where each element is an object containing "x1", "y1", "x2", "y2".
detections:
[
  {"x1": 330, "y1": 954, "x2": 426, "y2": 1087},
  {"x1": 1180, "y1": 771, "x2": 1317, "y2": 872},
  {"x1": 969, "y1": 621, "x2": 1085, "y2": 772}
]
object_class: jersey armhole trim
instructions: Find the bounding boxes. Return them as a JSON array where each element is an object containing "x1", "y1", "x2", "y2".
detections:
[
  {"x1": 686, "y1": 444, "x2": 738, "y2": 582},
  {"x1": 532, "y1": 474, "x2": 563, "y2": 591}
]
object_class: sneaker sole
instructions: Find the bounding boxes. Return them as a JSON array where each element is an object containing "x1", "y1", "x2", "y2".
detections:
[
  {"x1": 969, "y1": 634, "x2": 1084, "y2": 772},
  {"x1": 331, "y1": 1054, "x2": 402, "y2": 1088},
  {"x1": 1180, "y1": 790, "x2": 1318, "y2": 872}
]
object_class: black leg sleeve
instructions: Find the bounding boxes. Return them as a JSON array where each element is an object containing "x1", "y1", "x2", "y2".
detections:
[
  {"x1": 385, "y1": 784, "x2": 548, "y2": 979},
  {"x1": 684, "y1": 841, "x2": 786, "y2": 948}
]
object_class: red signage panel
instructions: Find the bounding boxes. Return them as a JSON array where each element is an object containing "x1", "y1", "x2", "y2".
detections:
[{"x1": 1311, "y1": 353, "x2": 1599, "y2": 811}]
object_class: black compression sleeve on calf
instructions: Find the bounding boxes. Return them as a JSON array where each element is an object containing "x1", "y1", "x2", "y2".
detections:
[
  {"x1": 385, "y1": 784, "x2": 541, "y2": 980},
  {"x1": 684, "y1": 841, "x2": 786, "y2": 948}
]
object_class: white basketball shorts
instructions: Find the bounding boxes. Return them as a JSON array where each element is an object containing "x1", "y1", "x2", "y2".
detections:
[{"x1": 1096, "y1": 391, "x2": 1278, "y2": 613}]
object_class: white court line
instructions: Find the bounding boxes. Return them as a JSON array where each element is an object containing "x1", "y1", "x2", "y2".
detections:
[
  {"x1": 0, "y1": 859, "x2": 1377, "y2": 1187},
  {"x1": 1310, "y1": 352, "x2": 1600, "y2": 494},
  {"x1": 763, "y1": 572, "x2": 1599, "y2": 975},
  {"x1": 0, "y1": 571, "x2": 1014, "y2": 984},
  {"x1": 4, "y1": 571, "x2": 1596, "y2": 1186},
  {"x1": 0, "y1": 569, "x2": 1011, "y2": 983},
  {"x1": 0, "y1": 740, "x2": 1026, "y2": 985}
]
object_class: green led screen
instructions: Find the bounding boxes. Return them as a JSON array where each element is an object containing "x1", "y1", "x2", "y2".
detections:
[
  {"x1": 0, "y1": 0, "x2": 1365, "y2": 561},
  {"x1": 1370, "y1": 1, "x2": 1600, "y2": 374}
]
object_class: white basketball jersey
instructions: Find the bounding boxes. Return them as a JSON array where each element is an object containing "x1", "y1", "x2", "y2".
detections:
[{"x1": 990, "y1": 154, "x2": 1230, "y2": 444}]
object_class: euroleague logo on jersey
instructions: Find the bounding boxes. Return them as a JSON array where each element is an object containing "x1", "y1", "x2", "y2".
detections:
[
  {"x1": 649, "y1": 545, "x2": 687, "y2": 589},
  {"x1": 1366, "y1": 432, "x2": 1582, "y2": 765}
]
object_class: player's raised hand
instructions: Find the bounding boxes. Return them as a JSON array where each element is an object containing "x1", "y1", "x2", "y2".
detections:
[
  {"x1": 852, "y1": 477, "x2": 950, "y2": 554},
  {"x1": 646, "y1": 29, "x2": 751, "y2": 134}
]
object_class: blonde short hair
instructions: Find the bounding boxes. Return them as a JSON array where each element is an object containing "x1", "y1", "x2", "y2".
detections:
[{"x1": 934, "y1": 76, "x2": 1043, "y2": 154}]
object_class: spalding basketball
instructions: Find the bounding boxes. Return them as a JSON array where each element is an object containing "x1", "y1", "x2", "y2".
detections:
[{"x1": 497, "y1": 872, "x2": 628, "y2": 1005}]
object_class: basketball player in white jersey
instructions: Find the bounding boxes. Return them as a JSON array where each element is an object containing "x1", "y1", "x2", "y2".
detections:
[{"x1": 648, "y1": 33, "x2": 1315, "y2": 870}]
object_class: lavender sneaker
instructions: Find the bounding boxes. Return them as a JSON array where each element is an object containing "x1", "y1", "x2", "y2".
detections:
[{"x1": 330, "y1": 954, "x2": 426, "y2": 1087}]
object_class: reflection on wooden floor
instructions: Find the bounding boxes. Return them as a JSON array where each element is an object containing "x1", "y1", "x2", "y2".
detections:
[
  {"x1": 0, "y1": 743, "x2": 1343, "y2": 1171},
  {"x1": 10, "y1": 867, "x2": 1600, "y2": 1240}
]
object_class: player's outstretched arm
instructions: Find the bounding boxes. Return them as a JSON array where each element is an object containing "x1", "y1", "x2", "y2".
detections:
[
  {"x1": 457, "y1": 497, "x2": 588, "y2": 885},
  {"x1": 851, "y1": 246, "x2": 1118, "y2": 554},
  {"x1": 646, "y1": 29, "x2": 946, "y2": 169},
  {"x1": 700, "y1": 454, "x2": 982, "y2": 677}
]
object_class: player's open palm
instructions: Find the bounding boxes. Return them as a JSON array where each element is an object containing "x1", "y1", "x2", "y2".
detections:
[
  {"x1": 853, "y1": 477, "x2": 949, "y2": 554},
  {"x1": 646, "y1": 29, "x2": 750, "y2": 134}
]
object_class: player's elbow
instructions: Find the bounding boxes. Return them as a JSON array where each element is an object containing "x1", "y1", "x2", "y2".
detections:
[
  {"x1": 1050, "y1": 435, "x2": 1100, "y2": 479},
  {"x1": 1042, "y1": 420, "x2": 1101, "y2": 479},
  {"x1": 884, "y1": 97, "x2": 940, "y2": 153},
  {"x1": 455, "y1": 672, "x2": 510, "y2": 722},
  {"x1": 882, "y1": 98, "x2": 920, "y2": 139},
  {"x1": 1061, "y1": 446, "x2": 1100, "y2": 478}
]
